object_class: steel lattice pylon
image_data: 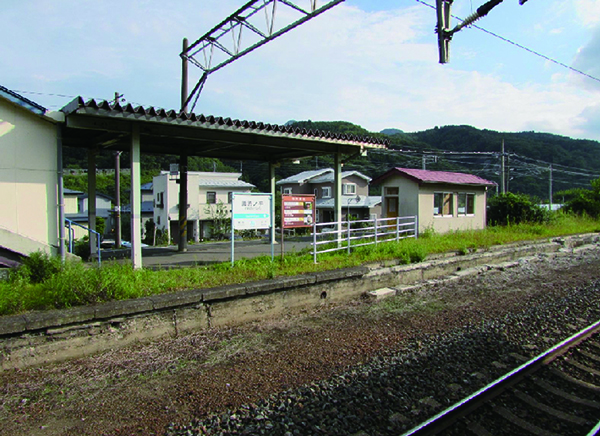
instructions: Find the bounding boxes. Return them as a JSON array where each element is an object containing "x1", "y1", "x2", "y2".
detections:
[{"x1": 181, "y1": 0, "x2": 344, "y2": 112}]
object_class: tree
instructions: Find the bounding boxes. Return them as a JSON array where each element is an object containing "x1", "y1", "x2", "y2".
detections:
[
  {"x1": 487, "y1": 193, "x2": 549, "y2": 226},
  {"x1": 563, "y1": 178, "x2": 600, "y2": 218}
]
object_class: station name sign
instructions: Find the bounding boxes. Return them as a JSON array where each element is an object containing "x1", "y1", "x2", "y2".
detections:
[{"x1": 232, "y1": 193, "x2": 272, "y2": 230}]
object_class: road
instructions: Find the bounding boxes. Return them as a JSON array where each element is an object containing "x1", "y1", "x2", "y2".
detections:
[{"x1": 102, "y1": 238, "x2": 313, "y2": 268}]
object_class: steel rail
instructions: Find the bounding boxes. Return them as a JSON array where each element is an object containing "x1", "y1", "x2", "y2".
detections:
[{"x1": 401, "y1": 318, "x2": 600, "y2": 436}]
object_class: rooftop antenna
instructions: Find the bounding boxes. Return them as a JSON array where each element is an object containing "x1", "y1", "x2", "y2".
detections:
[{"x1": 181, "y1": 0, "x2": 345, "y2": 112}]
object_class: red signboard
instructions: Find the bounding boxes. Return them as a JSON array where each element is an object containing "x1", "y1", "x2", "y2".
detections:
[{"x1": 282, "y1": 194, "x2": 315, "y2": 228}]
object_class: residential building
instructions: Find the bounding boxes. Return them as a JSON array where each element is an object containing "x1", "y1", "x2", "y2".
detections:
[
  {"x1": 371, "y1": 167, "x2": 496, "y2": 234},
  {"x1": 0, "y1": 86, "x2": 60, "y2": 266},
  {"x1": 153, "y1": 171, "x2": 255, "y2": 242},
  {"x1": 64, "y1": 189, "x2": 115, "y2": 241},
  {"x1": 276, "y1": 168, "x2": 381, "y2": 223}
]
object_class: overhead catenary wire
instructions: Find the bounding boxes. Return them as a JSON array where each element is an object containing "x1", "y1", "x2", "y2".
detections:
[{"x1": 415, "y1": 0, "x2": 600, "y2": 85}]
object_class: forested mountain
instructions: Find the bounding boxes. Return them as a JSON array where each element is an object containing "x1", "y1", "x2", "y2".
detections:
[{"x1": 63, "y1": 122, "x2": 600, "y2": 201}]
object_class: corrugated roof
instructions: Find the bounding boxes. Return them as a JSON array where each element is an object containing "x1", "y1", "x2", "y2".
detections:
[
  {"x1": 198, "y1": 179, "x2": 255, "y2": 189},
  {"x1": 0, "y1": 85, "x2": 46, "y2": 116},
  {"x1": 276, "y1": 169, "x2": 332, "y2": 185},
  {"x1": 277, "y1": 168, "x2": 371, "y2": 185},
  {"x1": 122, "y1": 201, "x2": 154, "y2": 214},
  {"x1": 63, "y1": 188, "x2": 85, "y2": 195},
  {"x1": 311, "y1": 170, "x2": 371, "y2": 184},
  {"x1": 61, "y1": 97, "x2": 389, "y2": 150},
  {"x1": 316, "y1": 196, "x2": 381, "y2": 208},
  {"x1": 372, "y1": 168, "x2": 496, "y2": 187}
]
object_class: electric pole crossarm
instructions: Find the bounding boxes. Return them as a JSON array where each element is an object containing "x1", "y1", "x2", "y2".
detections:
[{"x1": 181, "y1": 0, "x2": 344, "y2": 110}]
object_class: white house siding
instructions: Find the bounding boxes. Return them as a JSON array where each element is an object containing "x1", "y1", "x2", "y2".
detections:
[
  {"x1": 64, "y1": 196, "x2": 79, "y2": 214},
  {"x1": 0, "y1": 98, "x2": 58, "y2": 255}
]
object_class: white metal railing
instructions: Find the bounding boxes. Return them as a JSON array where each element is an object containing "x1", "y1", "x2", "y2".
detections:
[{"x1": 312, "y1": 215, "x2": 418, "y2": 263}]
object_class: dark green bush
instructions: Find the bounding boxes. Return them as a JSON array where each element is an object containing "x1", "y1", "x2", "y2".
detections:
[
  {"x1": 563, "y1": 178, "x2": 600, "y2": 218},
  {"x1": 11, "y1": 251, "x2": 63, "y2": 284},
  {"x1": 487, "y1": 193, "x2": 549, "y2": 226}
]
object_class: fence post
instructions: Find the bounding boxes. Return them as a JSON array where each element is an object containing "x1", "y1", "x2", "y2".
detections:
[
  {"x1": 347, "y1": 219, "x2": 351, "y2": 254},
  {"x1": 396, "y1": 217, "x2": 400, "y2": 241},
  {"x1": 313, "y1": 221, "x2": 317, "y2": 264},
  {"x1": 67, "y1": 222, "x2": 73, "y2": 253},
  {"x1": 374, "y1": 217, "x2": 378, "y2": 245},
  {"x1": 414, "y1": 215, "x2": 419, "y2": 238}
]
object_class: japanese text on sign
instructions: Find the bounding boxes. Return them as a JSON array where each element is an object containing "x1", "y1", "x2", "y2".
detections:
[
  {"x1": 232, "y1": 193, "x2": 272, "y2": 230},
  {"x1": 282, "y1": 195, "x2": 315, "y2": 228}
]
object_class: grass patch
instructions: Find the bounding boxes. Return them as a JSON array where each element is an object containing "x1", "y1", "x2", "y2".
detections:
[
  {"x1": 0, "y1": 213, "x2": 598, "y2": 316},
  {"x1": 369, "y1": 292, "x2": 448, "y2": 316}
]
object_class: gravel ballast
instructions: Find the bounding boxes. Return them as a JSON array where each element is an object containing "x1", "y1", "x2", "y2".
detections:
[{"x1": 1, "y1": 246, "x2": 599, "y2": 436}]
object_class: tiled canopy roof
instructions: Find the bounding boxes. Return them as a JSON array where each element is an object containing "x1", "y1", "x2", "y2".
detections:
[{"x1": 61, "y1": 97, "x2": 389, "y2": 147}]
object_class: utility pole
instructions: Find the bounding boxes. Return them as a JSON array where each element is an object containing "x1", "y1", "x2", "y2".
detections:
[
  {"x1": 113, "y1": 91, "x2": 124, "y2": 248},
  {"x1": 181, "y1": 38, "x2": 189, "y2": 112},
  {"x1": 549, "y1": 164, "x2": 553, "y2": 209},
  {"x1": 500, "y1": 139, "x2": 506, "y2": 194}
]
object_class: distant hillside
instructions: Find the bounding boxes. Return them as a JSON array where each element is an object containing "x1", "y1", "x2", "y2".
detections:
[
  {"x1": 286, "y1": 122, "x2": 600, "y2": 199},
  {"x1": 380, "y1": 128, "x2": 404, "y2": 136},
  {"x1": 62, "y1": 120, "x2": 600, "y2": 200}
]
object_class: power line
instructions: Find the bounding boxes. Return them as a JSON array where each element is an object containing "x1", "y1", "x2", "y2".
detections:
[{"x1": 414, "y1": 0, "x2": 600, "y2": 84}]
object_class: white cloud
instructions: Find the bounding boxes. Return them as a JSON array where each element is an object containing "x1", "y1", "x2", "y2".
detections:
[
  {"x1": 3, "y1": 0, "x2": 600, "y2": 142},
  {"x1": 572, "y1": 26, "x2": 600, "y2": 91},
  {"x1": 574, "y1": 0, "x2": 600, "y2": 27}
]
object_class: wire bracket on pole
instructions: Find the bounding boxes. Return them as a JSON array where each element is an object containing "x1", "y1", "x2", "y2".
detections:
[{"x1": 436, "y1": 0, "x2": 532, "y2": 64}]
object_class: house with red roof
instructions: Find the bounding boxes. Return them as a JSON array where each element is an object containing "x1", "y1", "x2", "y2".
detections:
[{"x1": 371, "y1": 168, "x2": 496, "y2": 234}]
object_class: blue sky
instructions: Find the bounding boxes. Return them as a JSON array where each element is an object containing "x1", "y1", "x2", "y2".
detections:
[{"x1": 2, "y1": 0, "x2": 600, "y2": 140}]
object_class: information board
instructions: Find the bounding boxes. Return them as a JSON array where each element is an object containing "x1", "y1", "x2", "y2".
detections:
[
  {"x1": 232, "y1": 193, "x2": 272, "y2": 230},
  {"x1": 282, "y1": 195, "x2": 315, "y2": 228}
]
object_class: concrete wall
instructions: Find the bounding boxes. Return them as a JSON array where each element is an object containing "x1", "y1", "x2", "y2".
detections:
[
  {"x1": 0, "y1": 98, "x2": 58, "y2": 255},
  {"x1": 0, "y1": 233, "x2": 596, "y2": 370}
]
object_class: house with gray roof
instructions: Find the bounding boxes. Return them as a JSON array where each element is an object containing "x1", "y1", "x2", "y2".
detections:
[
  {"x1": 371, "y1": 167, "x2": 496, "y2": 234},
  {"x1": 153, "y1": 171, "x2": 255, "y2": 243},
  {"x1": 277, "y1": 168, "x2": 381, "y2": 223}
]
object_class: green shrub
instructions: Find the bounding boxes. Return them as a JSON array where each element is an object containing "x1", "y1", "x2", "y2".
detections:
[
  {"x1": 487, "y1": 193, "x2": 550, "y2": 226},
  {"x1": 563, "y1": 179, "x2": 600, "y2": 218},
  {"x1": 10, "y1": 251, "x2": 63, "y2": 284}
]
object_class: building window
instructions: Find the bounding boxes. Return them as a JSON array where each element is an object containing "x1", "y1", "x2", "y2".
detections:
[
  {"x1": 314, "y1": 188, "x2": 318, "y2": 197},
  {"x1": 282, "y1": 187, "x2": 293, "y2": 195},
  {"x1": 156, "y1": 192, "x2": 164, "y2": 208},
  {"x1": 343, "y1": 183, "x2": 357, "y2": 195},
  {"x1": 322, "y1": 186, "x2": 332, "y2": 198},
  {"x1": 228, "y1": 192, "x2": 233, "y2": 203},
  {"x1": 385, "y1": 187, "x2": 399, "y2": 196},
  {"x1": 458, "y1": 193, "x2": 475, "y2": 215},
  {"x1": 207, "y1": 191, "x2": 216, "y2": 204},
  {"x1": 434, "y1": 192, "x2": 453, "y2": 216}
]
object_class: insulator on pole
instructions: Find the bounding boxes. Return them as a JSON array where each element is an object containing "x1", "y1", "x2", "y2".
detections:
[{"x1": 451, "y1": 0, "x2": 504, "y2": 34}]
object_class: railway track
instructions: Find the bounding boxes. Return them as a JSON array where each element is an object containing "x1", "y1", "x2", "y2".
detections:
[{"x1": 402, "y1": 319, "x2": 600, "y2": 436}]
